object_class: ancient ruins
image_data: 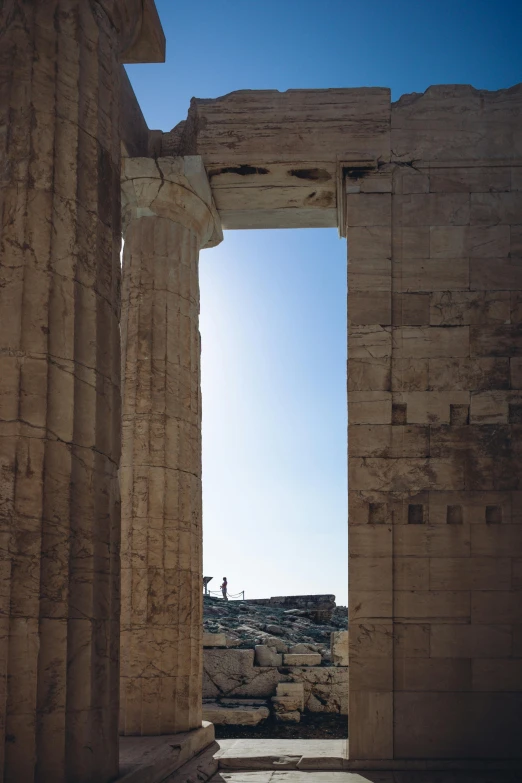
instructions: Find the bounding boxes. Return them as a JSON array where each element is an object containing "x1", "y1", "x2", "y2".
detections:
[
  {"x1": 201, "y1": 594, "x2": 349, "y2": 727},
  {"x1": 1, "y1": 1, "x2": 522, "y2": 781}
]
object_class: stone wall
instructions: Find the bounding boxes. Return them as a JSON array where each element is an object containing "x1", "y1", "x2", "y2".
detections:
[
  {"x1": 348, "y1": 83, "x2": 522, "y2": 760},
  {"x1": 245, "y1": 595, "x2": 336, "y2": 622},
  {"x1": 202, "y1": 632, "x2": 349, "y2": 720}
]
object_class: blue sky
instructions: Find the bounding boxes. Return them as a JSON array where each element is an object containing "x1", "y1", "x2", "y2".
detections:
[{"x1": 127, "y1": 1, "x2": 522, "y2": 604}]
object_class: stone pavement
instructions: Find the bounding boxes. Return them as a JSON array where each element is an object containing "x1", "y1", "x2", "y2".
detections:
[
  {"x1": 216, "y1": 739, "x2": 346, "y2": 770},
  {"x1": 212, "y1": 740, "x2": 521, "y2": 781}
]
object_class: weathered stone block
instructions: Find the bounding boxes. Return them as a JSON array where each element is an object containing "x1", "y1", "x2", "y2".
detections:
[
  {"x1": 286, "y1": 666, "x2": 349, "y2": 715},
  {"x1": 254, "y1": 645, "x2": 282, "y2": 666},
  {"x1": 348, "y1": 226, "x2": 391, "y2": 259},
  {"x1": 393, "y1": 558, "x2": 430, "y2": 591},
  {"x1": 401, "y1": 171, "x2": 430, "y2": 194},
  {"x1": 394, "y1": 624, "x2": 430, "y2": 659},
  {"x1": 394, "y1": 258, "x2": 469, "y2": 293},
  {"x1": 350, "y1": 623, "x2": 392, "y2": 659},
  {"x1": 350, "y1": 657, "x2": 392, "y2": 691},
  {"x1": 272, "y1": 695, "x2": 303, "y2": 712},
  {"x1": 429, "y1": 166, "x2": 511, "y2": 193},
  {"x1": 394, "y1": 591, "x2": 470, "y2": 622},
  {"x1": 394, "y1": 691, "x2": 522, "y2": 759},
  {"x1": 391, "y1": 359, "x2": 429, "y2": 391},
  {"x1": 428, "y1": 358, "x2": 510, "y2": 391},
  {"x1": 203, "y1": 633, "x2": 227, "y2": 648},
  {"x1": 283, "y1": 653, "x2": 321, "y2": 666},
  {"x1": 348, "y1": 358, "x2": 391, "y2": 392},
  {"x1": 394, "y1": 525, "x2": 471, "y2": 557},
  {"x1": 392, "y1": 326, "x2": 469, "y2": 359},
  {"x1": 430, "y1": 624, "x2": 512, "y2": 658},
  {"x1": 470, "y1": 324, "x2": 522, "y2": 357},
  {"x1": 472, "y1": 592, "x2": 522, "y2": 624},
  {"x1": 430, "y1": 225, "x2": 510, "y2": 258},
  {"x1": 429, "y1": 556, "x2": 511, "y2": 591},
  {"x1": 349, "y1": 556, "x2": 392, "y2": 592},
  {"x1": 348, "y1": 392, "x2": 392, "y2": 424},
  {"x1": 348, "y1": 257, "x2": 391, "y2": 291},
  {"x1": 392, "y1": 293, "x2": 430, "y2": 325},
  {"x1": 349, "y1": 591, "x2": 392, "y2": 622},
  {"x1": 349, "y1": 456, "x2": 464, "y2": 492},
  {"x1": 203, "y1": 649, "x2": 280, "y2": 698},
  {"x1": 401, "y1": 226, "x2": 430, "y2": 258},
  {"x1": 348, "y1": 424, "x2": 429, "y2": 458},
  {"x1": 401, "y1": 193, "x2": 470, "y2": 226},
  {"x1": 394, "y1": 658, "x2": 471, "y2": 691},
  {"x1": 331, "y1": 631, "x2": 349, "y2": 666},
  {"x1": 276, "y1": 682, "x2": 305, "y2": 711},
  {"x1": 350, "y1": 525, "x2": 392, "y2": 557},
  {"x1": 202, "y1": 701, "x2": 269, "y2": 726},
  {"x1": 430, "y1": 291, "x2": 510, "y2": 326},
  {"x1": 470, "y1": 192, "x2": 522, "y2": 225},
  {"x1": 288, "y1": 644, "x2": 315, "y2": 655},
  {"x1": 274, "y1": 710, "x2": 301, "y2": 723},
  {"x1": 392, "y1": 391, "x2": 470, "y2": 424},
  {"x1": 349, "y1": 325, "x2": 392, "y2": 359},
  {"x1": 346, "y1": 193, "x2": 391, "y2": 226},
  {"x1": 470, "y1": 258, "x2": 522, "y2": 291},
  {"x1": 471, "y1": 524, "x2": 522, "y2": 557},
  {"x1": 348, "y1": 290, "x2": 391, "y2": 325},
  {"x1": 349, "y1": 691, "x2": 392, "y2": 759},
  {"x1": 472, "y1": 660, "x2": 522, "y2": 692}
]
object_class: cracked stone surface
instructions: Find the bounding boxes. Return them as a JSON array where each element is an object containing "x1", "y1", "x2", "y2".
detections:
[{"x1": 119, "y1": 157, "x2": 222, "y2": 736}]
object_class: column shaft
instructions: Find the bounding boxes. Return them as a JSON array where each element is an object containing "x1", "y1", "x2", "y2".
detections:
[
  {"x1": 119, "y1": 156, "x2": 221, "y2": 736},
  {"x1": 0, "y1": 3, "x2": 136, "y2": 780},
  {"x1": 120, "y1": 217, "x2": 203, "y2": 734}
]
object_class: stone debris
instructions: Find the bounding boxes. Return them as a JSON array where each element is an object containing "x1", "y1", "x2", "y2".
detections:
[
  {"x1": 283, "y1": 653, "x2": 322, "y2": 666},
  {"x1": 202, "y1": 700, "x2": 270, "y2": 726},
  {"x1": 255, "y1": 645, "x2": 283, "y2": 667},
  {"x1": 276, "y1": 683, "x2": 306, "y2": 711},
  {"x1": 330, "y1": 631, "x2": 349, "y2": 667},
  {"x1": 203, "y1": 596, "x2": 347, "y2": 663}
]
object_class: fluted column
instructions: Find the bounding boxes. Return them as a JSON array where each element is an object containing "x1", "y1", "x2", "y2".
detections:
[
  {"x1": 119, "y1": 157, "x2": 222, "y2": 736},
  {"x1": 0, "y1": 2, "x2": 163, "y2": 781}
]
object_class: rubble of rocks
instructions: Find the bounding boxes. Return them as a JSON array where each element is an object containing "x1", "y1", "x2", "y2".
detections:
[{"x1": 203, "y1": 595, "x2": 348, "y2": 665}]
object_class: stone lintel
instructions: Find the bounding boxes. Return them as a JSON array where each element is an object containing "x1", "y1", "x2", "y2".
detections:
[
  {"x1": 121, "y1": 156, "x2": 223, "y2": 247},
  {"x1": 159, "y1": 88, "x2": 391, "y2": 231}
]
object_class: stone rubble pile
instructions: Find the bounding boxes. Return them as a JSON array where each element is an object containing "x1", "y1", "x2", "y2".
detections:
[
  {"x1": 202, "y1": 596, "x2": 349, "y2": 725},
  {"x1": 203, "y1": 596, "x2": 348, "y2": 663}
]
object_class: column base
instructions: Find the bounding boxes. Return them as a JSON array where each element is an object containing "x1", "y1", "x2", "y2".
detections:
[{"x1": 118, "y1": 722, "x2": 218, "y2": 782}]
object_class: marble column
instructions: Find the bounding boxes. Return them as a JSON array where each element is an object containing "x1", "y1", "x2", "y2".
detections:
[
  {"x1": 0, "y1": 2, "x2": 163, "y2": 781},
  {"x1": 119, "y1": 157, "x2": 222, "y2": 736}
]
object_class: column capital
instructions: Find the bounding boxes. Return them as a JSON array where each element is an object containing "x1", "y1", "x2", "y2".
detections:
[{"x1": 121, "y1": 156, "x2": 223, "y2": 248}]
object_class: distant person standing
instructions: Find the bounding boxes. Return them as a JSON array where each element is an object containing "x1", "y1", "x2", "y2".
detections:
[{"x1": 221, "y1": 577, "x2": 228, "y2": 600}]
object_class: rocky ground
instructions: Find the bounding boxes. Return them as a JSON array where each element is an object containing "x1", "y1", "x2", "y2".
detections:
[
  {"x1": 214, "y1": 712, "x2": 347, "y2": 740},
  {"x1": 204, "y1": 596, "x2": 348, "y2": 663}
]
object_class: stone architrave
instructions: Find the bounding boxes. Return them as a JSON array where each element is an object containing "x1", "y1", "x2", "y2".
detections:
[
  {"x1": 119, "y1": 157, "x2": 222, "y2": 735},
  {"x1": 0, "y1": 2, "x2": 162, "y2": 781}
]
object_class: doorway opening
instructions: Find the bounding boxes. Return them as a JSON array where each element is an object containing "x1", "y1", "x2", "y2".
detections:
[{"x1": 199, "y1": 228, "x2": 348, "y2": 740}]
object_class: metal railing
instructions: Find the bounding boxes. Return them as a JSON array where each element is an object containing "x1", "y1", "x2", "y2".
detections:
[{"x1": 206, "y1": 589, "x2": 245, "y2": 600}]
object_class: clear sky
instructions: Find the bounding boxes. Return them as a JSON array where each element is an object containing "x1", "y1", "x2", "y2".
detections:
[{"x1": 126, "y1": 0, "x2": 522, "y2": 605}]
